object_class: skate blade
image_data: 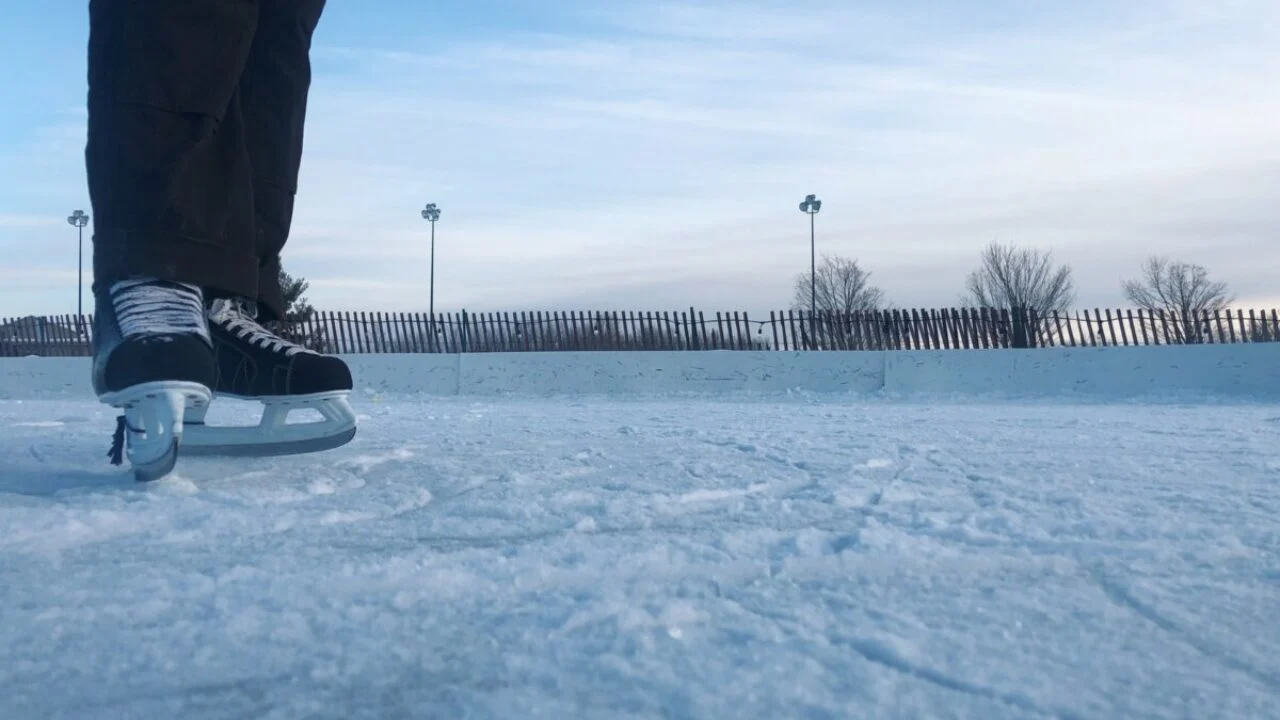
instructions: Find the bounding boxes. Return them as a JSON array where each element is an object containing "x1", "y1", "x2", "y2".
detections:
[
  {"x1": 99, "y1": 381, "x2": 212, "y2": 482},
  {"x1": 182, "y1": 426, "x2": 357, "y2": 457},
  {"x1": 182, "y1": 391, "x2": 357, "y2": 458},
  {"x1": 132, "y1": 438, "x2": 181, "y2": 482}
]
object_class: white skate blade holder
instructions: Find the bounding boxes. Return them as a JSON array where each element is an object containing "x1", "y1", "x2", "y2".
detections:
[
  {"x1": 100, "y1": 381, "x2": 213, "y2": 481},
  {"x1": 182, "y1": 391, "x2": 358, "y2": 457}
]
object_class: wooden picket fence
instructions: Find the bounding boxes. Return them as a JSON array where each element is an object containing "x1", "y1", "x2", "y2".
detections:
[
  {"x1": 0, "y1": 314, "x2": 92, "y2": 357},
  {"x1": 4, "y1": 307, "x2": 1280, "y2": 357}
]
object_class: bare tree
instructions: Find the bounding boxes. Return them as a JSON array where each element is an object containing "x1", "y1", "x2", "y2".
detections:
[
  {"x1": 963, "y1": 242, "x2": 1074, "y2": 347},
  {"x1": 792, "y1": 254, "x2": 885, "y2": 314},
  {"x1": 964, "y1": 242, "x2": 1074, "y2": 313},
  {"x1": 791, "y1": 254, "x2": 886, "y2": 349},
  {"x1": 1122, "y1": 256, "x2": 1233, "y2": 344}
]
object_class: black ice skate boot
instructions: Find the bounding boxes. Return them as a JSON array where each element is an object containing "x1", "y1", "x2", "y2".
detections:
[
  {"x1": 93, "y1": 278, "x2": 217, "y2": 481},
  {"x1": 185, "y1": 297, "x2": 356, "y2": 457}
]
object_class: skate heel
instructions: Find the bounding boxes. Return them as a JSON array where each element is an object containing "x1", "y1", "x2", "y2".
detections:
[{"x1": 101, "y1": 381, "x2": 213, "y2": 481}]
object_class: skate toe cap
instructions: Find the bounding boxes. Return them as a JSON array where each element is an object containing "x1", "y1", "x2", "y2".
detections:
[{"x1": 289, "y1": 353, "x2": 353, "y2": 395}]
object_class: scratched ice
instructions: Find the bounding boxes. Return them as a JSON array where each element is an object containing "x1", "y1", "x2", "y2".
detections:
[{"x1": 2, "y1": 393, "x2": 1278, "y2": 719}]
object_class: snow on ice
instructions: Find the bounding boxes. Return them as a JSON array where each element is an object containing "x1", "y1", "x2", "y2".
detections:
[{"x1": 2, "y1": 390, "x2": 1279, "y2": 718}]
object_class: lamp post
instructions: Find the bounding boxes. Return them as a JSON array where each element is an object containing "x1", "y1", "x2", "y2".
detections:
[
  {"x1": 67, "y1": 210, "x2": 89, "y2": 319},
  {"x1": 798, "y1": 194, "x2": 821, "y2": 346},
  {"x1": 420, "y1": 203, "x2": 441, "y2": 350}
]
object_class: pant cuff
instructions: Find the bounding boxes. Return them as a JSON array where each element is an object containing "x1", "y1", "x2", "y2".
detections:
[
  {"x1": 256, "y1": 256, "x2": 286, "y2": 323},
  {"x1": 93, "y1": 229, "x2": 260, "y2": 308}
]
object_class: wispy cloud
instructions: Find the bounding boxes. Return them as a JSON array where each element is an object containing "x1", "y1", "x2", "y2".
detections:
[{"x1": 278, "y1": 0, "x2": 1279, "y2": 313}]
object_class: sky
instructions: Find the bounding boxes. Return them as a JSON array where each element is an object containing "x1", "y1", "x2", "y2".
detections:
[{"x1": 1, "y1": 0, "x2": 1279, "y2": 318}]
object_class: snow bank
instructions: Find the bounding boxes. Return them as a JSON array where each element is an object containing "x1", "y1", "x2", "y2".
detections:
[
  {"x1": 884, "y1": 343, "x2": 1280, "y2": 398},
  {"x1": 0, "y1": 358, "x2": 88, "y2": 398},
  {"x1": 3, "y1": 343, "x2": 1278, "y2": 400}
]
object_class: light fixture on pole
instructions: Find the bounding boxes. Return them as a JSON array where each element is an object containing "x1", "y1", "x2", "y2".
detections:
[
  {"x1": 67, "y1": 210, "x2": 90, "y2": 319},
  {"x1": 420, "y1": 203, "x2": 442, "y2": 349},
  {"x1": 798, "y1": 194, "x2": 822, "y2": 345}
]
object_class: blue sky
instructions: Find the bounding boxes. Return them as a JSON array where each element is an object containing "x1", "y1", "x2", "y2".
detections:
[{"x1": 2, "y1": 0, "x2": 1279, "y2": 317}]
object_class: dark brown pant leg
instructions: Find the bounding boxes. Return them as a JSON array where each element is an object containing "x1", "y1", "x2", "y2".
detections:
[
  {"x1": 86, "y1": 0, "x2": 261, "y2": 300},
  {"x1": 239, "y1": 0, "x2": 327, "y2": 322}
]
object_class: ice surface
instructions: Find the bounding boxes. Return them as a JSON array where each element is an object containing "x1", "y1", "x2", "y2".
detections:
[{"x1": 2, "y1": 393, "x2": 1279, "y2": 719}]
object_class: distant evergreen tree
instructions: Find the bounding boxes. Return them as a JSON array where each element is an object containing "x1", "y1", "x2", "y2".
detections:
[{"x1": 271, "y1": 267, "x2": 328, "y2": 351}]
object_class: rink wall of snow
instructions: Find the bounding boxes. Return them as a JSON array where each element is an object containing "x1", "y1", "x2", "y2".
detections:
[
  {"x1": 5, "y1": 342, "x2": 1280, "y2": 400},
  {"x1": 882, "y1": 344, "x2": 1280, "y2": 397}
]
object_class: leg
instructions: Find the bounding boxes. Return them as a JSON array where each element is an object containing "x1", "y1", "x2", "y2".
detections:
[
  {"x1": 85, "y1": 0, "x2": 261, "y2": 479},
  {"x1": 194, "y1": 0, "x2": 355, "y2": 456},
  {"x1": 239, "y1": 0, "x2": 327, "y2": 322},
  {"x1": 87, "y1": 0, "x2": 261, "y2": 301}
]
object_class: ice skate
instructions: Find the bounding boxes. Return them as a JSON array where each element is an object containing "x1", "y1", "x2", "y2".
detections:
[
  {"x1": 183, "y1": 297, "x2": 356, "y2": 457},
  {"x1": 94, "y1": 278, "x2": 217, "y2": 481}
]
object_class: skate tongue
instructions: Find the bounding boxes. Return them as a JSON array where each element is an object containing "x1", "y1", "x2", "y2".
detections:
[{"x1": 209, "y1": 297, "x2": 258, "y2": 322}]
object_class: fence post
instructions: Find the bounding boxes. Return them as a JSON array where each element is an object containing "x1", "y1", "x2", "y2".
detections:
[
  {"x1": 1009, "y1": 306, "x2": 1028, "y2": 348},
  {"x1": 460, "y1": 309, "x2": 469, "y2": 353}
]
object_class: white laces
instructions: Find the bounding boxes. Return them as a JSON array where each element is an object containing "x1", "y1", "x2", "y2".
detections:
[
  {"x1": 111, "y1": 278, "x2": 210, "y2": 342},
  {"x1": 210, "y1": 299, "x2": 308, "y2": 357}
]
